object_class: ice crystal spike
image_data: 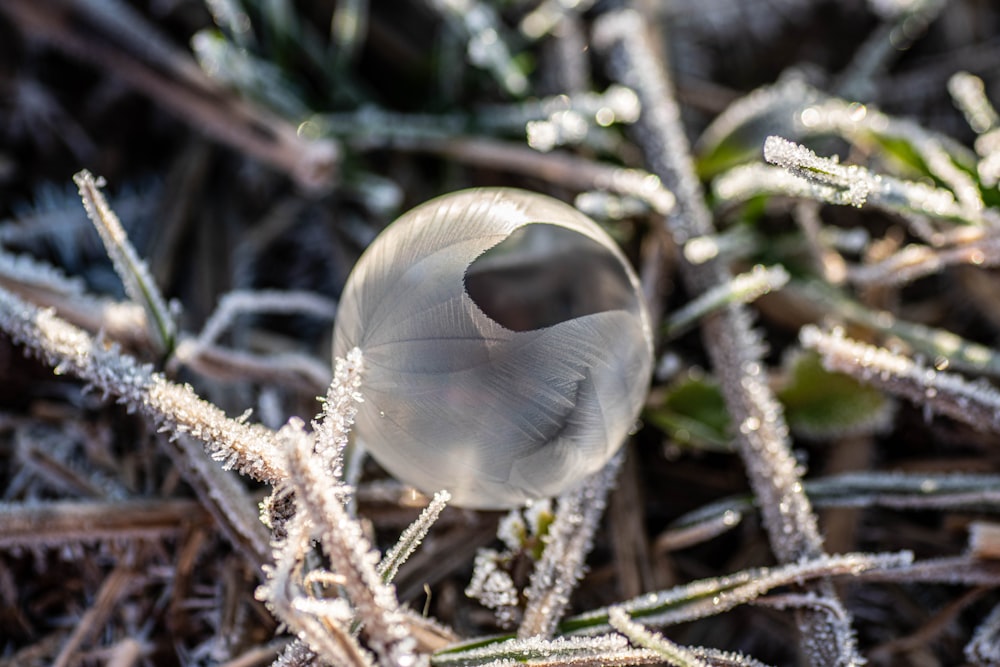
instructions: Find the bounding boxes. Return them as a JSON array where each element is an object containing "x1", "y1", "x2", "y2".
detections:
[
  {"x1": 313, "y1": 347, "x2": 364, "y2": 481},
  {"x1": 465, "y1": 549, "x2": 521, "y2": 627},
  {"x1": 333, "y1": 188, "x2": 653, "y2": 509}
]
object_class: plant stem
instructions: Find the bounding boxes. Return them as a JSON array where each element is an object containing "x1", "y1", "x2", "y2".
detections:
[{"x1": 595, "y1": 8, "x2": 861, "y2": 666}]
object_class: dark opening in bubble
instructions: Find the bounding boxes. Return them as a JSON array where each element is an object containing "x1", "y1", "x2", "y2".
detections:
[{"x1": 463, "y1": 222, "x2": 637, "y2": 332}]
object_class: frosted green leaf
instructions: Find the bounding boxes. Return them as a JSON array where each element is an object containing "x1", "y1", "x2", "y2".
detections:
[
  {"x1": 695, "y1": 76, "x2": 823, "y2": 179},
  {"x1": 333, "y1": 188, "x2": 653, "y2": 509},
  {"x1": 778, "y1": 350, "x2": 894, "y2": 439}
]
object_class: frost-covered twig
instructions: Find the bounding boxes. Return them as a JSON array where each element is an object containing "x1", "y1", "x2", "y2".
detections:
[
  {"x1": 258, "y1": 349, "x2": 452, "y2": 661},
  {"x1": 847, "y1": 236, "x2": 1000, "y2": 287},
  {"x1": 763, "y1": 135, "x2": 968, "y2": 218},
  {"x1": 271, "y1": 641, "x2": 318, "y2": 667},
  {"x1": 257, "y1": 512, "x2": 374, "y2": 667},
  {"x1": 312, "y1": 347, "x2": 363, "y2": 482},
  {"x1": 379, "y1": 490, "x2": 451, "y2": 583},
  {"x1": 172, "y1": 342, "x2": 333, "y2": 394},
  {"x1": 562, "y1": 551, "x2": 912, "y2": 635},
  {"x1": 655, "y1": 509, "x2": 743, "y2": 553},
  {"x1": 279, "y1": 418, "x2": 416, "y2": 666},
  {"x1": 0, "y1": 277, "x2": 273, "y2": 567},
  {"x1": 165, "y1": 433, "x2": 272, "y2": 569},
  {"x1": 438, "y1": 551, "x2": 913, "y2": 661},
  {"x1": 447, "y1": 552, "x2": 988, "y2": 665},
  {"x1": 0, "y1": 284, "x2": 287, "y2": 482},
  {"x1": 0, "y1": 249, "x2": 148, "y2": 347},
  {"x1": 352, "y1": 135, "x2": 675, "y2": 215},
  {"x1": 195, "y1": 289, "x2": 338, "y2": 349},
  {"x1": 74, "y1": 170, "x2": 177, "y2": 354},
  {"x1": 518, "y1": 452, "x2": 622, "y2": 638},
  {"x1": 790, "y1": 92, "x2": 985, "y2": 222},
  {"x1": 949, "y1": 71, "x2": 1000, "y2": 188},
  {"x1": 716, "y1": 118, "x2": 985, "y2": 225},
  {"x1": 669, "y1": 471, "x2": 1000, "y2": 546},
  {"x1": 800, "y1": 325, "x2": 1000, "y2": 433},
  {"x1": 858, "y1": 555, "x2": 1000, "y2": 586},
  {"x1": 608, "y1": 608, "x2": 711, "y2": 667},
  {"x1": 595, "y1": 10, "x2": 857, "y2": 665},
  {"x1": 595, "y1": 10, "x2": 825, "y2": 561},
  {"x1": 664, "y1": 265, "x2": 789, "y2": 339},
  {"x1": 793, "y1": 280, "x2": 1000, "y2": 375},
  {"x1": 0, "y1": 498, "x2": 205, "y2": 549},
  {"x1": 434, "y1": 633, "x2": 660, "y2": 667},
  {"x1": 965, "y1": 601, "x2": 1000, "y2": 665},
  {"x1": 714, "y1": 162, "x2": 854, "y2": 206}
]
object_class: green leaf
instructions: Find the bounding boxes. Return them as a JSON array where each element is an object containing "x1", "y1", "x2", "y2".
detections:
[
  {"x1": 695, "y1": 78, "x2": 823, "y2": 180},
  {"x1": 778, "y1": 350, "x2": 894, "y2": 440},
  {"x1": 865, "y1": 134, "x2": 929, "y2": 179},
  {"x1": 645, "y1": 371, "x2": 732, "y2": 452}
]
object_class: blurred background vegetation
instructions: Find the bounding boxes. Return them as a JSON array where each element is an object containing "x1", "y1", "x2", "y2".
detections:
[{"x1": 3, "y1": 1, "x2": 1000, "y2": 665}]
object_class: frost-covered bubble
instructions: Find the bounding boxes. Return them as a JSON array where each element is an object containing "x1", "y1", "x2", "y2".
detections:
[{"x1": 333, "y1": 188, "x2": 653, "y2": 509}]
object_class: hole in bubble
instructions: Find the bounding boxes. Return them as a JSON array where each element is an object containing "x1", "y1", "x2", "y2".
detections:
[{"x1": 464, "y1": 223, "x2": 637, "y2": 332}]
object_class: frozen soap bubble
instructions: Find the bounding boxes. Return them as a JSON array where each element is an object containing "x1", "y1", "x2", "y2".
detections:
[{"x1": 333, "y1": 188, "x2": 653, "y2": 509}]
